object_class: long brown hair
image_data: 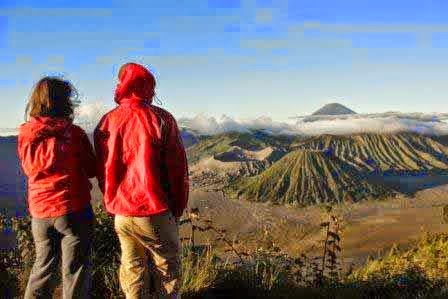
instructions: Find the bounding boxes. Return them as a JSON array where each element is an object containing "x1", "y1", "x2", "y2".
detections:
[{"x1": 25, "y1": 76, "x2": 78, "y2": 121}]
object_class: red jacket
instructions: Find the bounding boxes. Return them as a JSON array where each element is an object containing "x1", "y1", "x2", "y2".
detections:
[
  {"x1": 94, "y1": 64, "x2": 189, "y2": 218},
  {"x1": 17, "y1": 117, "x2": 96, "y2": 218}
]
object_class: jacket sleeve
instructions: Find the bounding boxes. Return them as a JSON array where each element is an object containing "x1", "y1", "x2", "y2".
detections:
[
  {"x1": 94, "y1": 119, "x2": 109, "y2": 194},
  {"x1": 163, "y1": 116, "x2": 189, "y2": 218},
  {"x1": 79, "y1": 130, "x2": 96, "y2": 178}
]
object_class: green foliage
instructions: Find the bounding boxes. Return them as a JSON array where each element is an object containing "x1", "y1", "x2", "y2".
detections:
[
  {"x1": 0, "y1": 211, "x2": 35, "y2": 296},
  {"x1": 0, "y1": 213, "x2": 20, "y2": 298},
  {"x1": 90, "y1": 206, "x2": 123, "y2": 298}
]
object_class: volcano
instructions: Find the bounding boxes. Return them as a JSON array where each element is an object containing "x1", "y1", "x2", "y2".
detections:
[
  {"x1": 312, "y1": 103, "x2": 357, "y2": 116},
  {"x1": 232, "y1": 149, "x2": 390, "y2": 205}
]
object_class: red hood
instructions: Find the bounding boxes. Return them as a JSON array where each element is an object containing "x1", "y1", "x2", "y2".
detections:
[
  {"x1": 114, "y1": 63, "x2": 156, "y2": 105},
  {"x1": 19, "y1": 117, "x2": 72, "y2": 140}
]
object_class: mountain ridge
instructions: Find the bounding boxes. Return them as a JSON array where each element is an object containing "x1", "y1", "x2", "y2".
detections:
[{"x1": 297, "y1": 132, "x2": 448, "y2": 173}]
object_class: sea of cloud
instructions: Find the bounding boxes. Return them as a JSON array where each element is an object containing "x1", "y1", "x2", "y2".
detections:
[
  {"x1": 2, "y1": 101, "x2": 448, "y2": 137},
  {"x1": 179, "y1": 112, "x2": 448, "y2": 136}
]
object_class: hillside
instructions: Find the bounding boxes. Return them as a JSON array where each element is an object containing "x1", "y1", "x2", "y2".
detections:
[
  {"x1": 190, "y1": 146, "x2": 287, "y2": 188},
  {"x1": 431, "y1": 134, "x2": 448, "y2": 147},
  {"x1": 180, "y1": 128, "x2": 199, "y2": 148},
  {"x1": 187, "y1": 131, "x2": 295, "y2": 165},
  {"x1": 297, "y1": 133, "x2": 448, "y2": 173},
  {"x1": 231, "y1": 149, "x2": 390, "y2": 205}
]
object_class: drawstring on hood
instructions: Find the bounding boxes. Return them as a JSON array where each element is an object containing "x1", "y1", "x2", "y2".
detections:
[{"x1": 114, "y1": 63, "x2": 156, "y2": 105}]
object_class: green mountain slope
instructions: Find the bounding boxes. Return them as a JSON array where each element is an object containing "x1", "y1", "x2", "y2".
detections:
[
  {"x1": 231, "y1": 150, "x2": 390, "y2": 206},
  {"x1": 297, "y1": 133, "x2": 448, "y2": 173},
  {"x1": 187, "y1": 131, "x2": 297, "y2": 164}
]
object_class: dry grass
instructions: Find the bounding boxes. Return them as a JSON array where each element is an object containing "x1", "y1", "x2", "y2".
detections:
[
  {"x1": 1, "y1": 204, "x2": 345, "y2": 298},
  {"x1": 4, "y1": 183, "x2": 448, "y2": 298},
  {"x1": 5, "y1": 204, "x2": 448, "y2": 298}
]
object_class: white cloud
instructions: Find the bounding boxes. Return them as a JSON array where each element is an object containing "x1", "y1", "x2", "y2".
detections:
[
  {"x1": 179, "y1": 112, "x2": 448, "y2": 136},
  {"x1": 178, "y1": 114, "x2": 300, "y2": 135},
  {"x1": 5, "y1": 101, "x2": 448, "y2": 137},
  {"x1": 178, "y1": 114, "x2": 249, "y2": 135},
  {"x1": 295, "y1": 117, "x2": 448, "y2": 136},
  {"x1": 0, "y1": 101, "x2": 111, "y2": 136},
  {"x1": 298, "y1": 112, "x2": 448, "y2": 123},
  {"x1": 0, "y1": 128, "x2": 18, "y2": 136},
  {"x1": 74, "y1": 101, "x2": 112, "y2": 132}
]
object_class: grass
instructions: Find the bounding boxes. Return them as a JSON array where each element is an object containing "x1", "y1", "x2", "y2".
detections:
[
  {"x1": 350, "y1": 232, "x2": 448, "y2": 282},
  {"x1": 2, "y1": 205, "x2": 448, "y2": 298}
]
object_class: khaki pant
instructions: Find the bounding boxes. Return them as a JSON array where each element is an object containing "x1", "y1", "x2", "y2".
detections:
[{"x1": 114, "y1": 211, "x2": 181, "y2": 299}]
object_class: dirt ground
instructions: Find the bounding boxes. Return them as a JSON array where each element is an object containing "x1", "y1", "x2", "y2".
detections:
[{"x1": 184, "y1": 183, "x2": 448, "y2": 270}]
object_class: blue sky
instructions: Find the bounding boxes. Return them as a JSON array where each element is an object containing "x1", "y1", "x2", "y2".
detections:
[{"x1": 1, "y1": 0, "x2": 448, "y2": 128}]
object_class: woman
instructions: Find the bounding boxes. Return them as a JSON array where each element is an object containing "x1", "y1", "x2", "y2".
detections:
[{"x1": 17, "y1": 76, "x2": 96, "y2": 298}]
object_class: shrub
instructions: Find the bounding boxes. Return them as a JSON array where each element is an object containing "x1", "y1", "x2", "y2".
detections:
[{"x1": 90, "y1": 206, "x2": 122, "y2": 298}]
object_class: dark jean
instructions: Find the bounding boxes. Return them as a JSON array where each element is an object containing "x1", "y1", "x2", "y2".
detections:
[{"x1": 24, "y1": 206, "x2": 94, "y2": 299}]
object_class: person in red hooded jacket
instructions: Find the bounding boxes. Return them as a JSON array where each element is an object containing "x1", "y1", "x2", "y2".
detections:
[
  {"x1": 18, "y1": 76, "x2": 96, "y2": 298},
  {"x1": 94, "y1": 63, "x2": 189, "y2": 299}
]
